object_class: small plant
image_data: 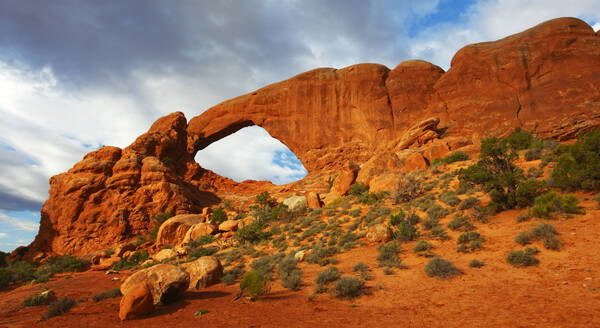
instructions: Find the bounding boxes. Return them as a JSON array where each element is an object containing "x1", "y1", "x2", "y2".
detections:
[
  {"x1": 315, "y1": 267, "x2": 341, "y2": 292},
  {"x1": 23, "y1": 290, "x2": 56, "y2": 307},
  {"x1": 506, "y1": 247, "x2": 539, "y2": 267},
  {"x1": 514, "y1": 231, "x2": 532, "y2": 245},
  {"x1": 393, "y1": 175, "x2": 424, "y2": 204},
  {"x1": 222, "y1": 265, "x2": 245, "y2": 285},
  {"x1": 458, "y1": 197, "x2": 480, "y2": 210},
  {"x1": 427, "y1": 205, "x2": 449, "y2": 220},
  {"x1": 349, "y1": 208, "x2": 362, "y2": 217},
  {"x1": 376, "y1": 241, "x2": 404, "y2": 268},
  {"x1": 235, "y1": 220, "x2": 272, "y2": 245},
  {"x1": 209, "y1": 207, "x2": 228, "y2": 224},
  {"x1": 457, "y1": 232, "x2": 485, "y2": 253},
  {"x1": 331, "y1": 277, "x2": 364, "y2": 300},
  {"x1": 469, "y1": 259, "x2": 484, "y2": 268},
  {"x1": 348, "y1": 183, "x2": 369, "y2": 197},
  {"x1": 529, "y1": 192, "x2": 583, "y2": 219},
  {"x1": 383, "y1": 267, "x2": 394, "y2": 275},
  {"x1": 424, "y1": 257, "x2": 461, "y2": 279},
  {"x1": 430, "y1": 226, "x2": 450, "y2": 240},
  {"x1": 524, "y1": 148, "x2": 542, "y2": 161},
  {"x1": 439, "y1": 190, "x2": 460, "y2": 206},
  {"x1": 432, "y1": 151, "x2": 470, "y2": 166},
  {"x1": 531, "y1": 222, "x2": 561, "y2": 250},
  {"x1": 352, "y1": 262, "x2": 371, "y2": 280},
  {"x1": 91, "y1": 288, "x2": 122, "y2": 302},
  {"x1": 277, "y1": 257, "x2": 302, "y2": 291},
  {"x1": 240, "y1": 270, "x2": 270, "y2": 300},
  {"x1": 413, "y1": 240, "x2": 434, "y2": 257},
  {"x1": 516, "y1": 212, "x2": 532, "y2": 222},
  {"x1": 447, "y1": 214, "x2": 475, "y2": 231},
  {"x1": 42, "y1": 297, "x2": 76, "y2": 320},
  {"x1": 189, "y1": 235, "x2": 215, "y2": 248}
]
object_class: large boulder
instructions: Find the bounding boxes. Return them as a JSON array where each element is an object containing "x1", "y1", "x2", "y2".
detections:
[
  {"x1": 331, "y1": 162, "x2": 360, "y2": 196},
  {"x1": 120, "y1": 264, "x2": 189, "y2": 305},
  {"x1": 152, "y1": 248, "x2": 178, "y2": 262},
  {"x1": 156, "y1": 214, "x2": 205, "y2": 248},
  {"x1": 119, "y1": 283, "x2": 154, "y2": 320},
  {"x1": 180, "y1": 256, "x2": 223, "y2": 289},
  {"x1": 218, "y1": 220, "x2": 240, "y2": 232},
  {"x1": 366, "y1": 224, "x2": 392, "y2": 243},
  {"x1": 282, "y1": 195, "x2": 308, "y2": 211},
  {"x1": 306, "y1": 192, "x2": 322, "y2": 208},
  {"x1": 181, "y1": 223, "x2": 217, "y2": 245}
]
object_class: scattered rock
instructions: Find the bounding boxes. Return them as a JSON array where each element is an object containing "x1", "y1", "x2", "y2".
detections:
[
  {"x1": 218, "y1": 220, "x2": 240, "y2": 232},
  {"x1": 182, "y1": 223, "x2": 217, "y2": 245},
  {"x1": 106, "y1": 269, "x2": 118, "y2": 275},
  {"x1": 294, "y1": 250, "x2": 307, "y2": 262},
  {"x1": 119, "y1": 283, "x2": 154, "y2": 321},
  {"x1": 152, "y1": 248, "x2": 178, "y2": 262},
  {"x1": 156, "y1": 214, "x2": 205, "y2": 248},
  {"x1": 306, "y1": 192, "x2": 322, "y2": 208},
  {"x1": 121, "y1": 264, "x2": 190, "y2": 305},
  {"x1": 331, "y1": 162, "x2": 360, "y2": 196},
  {"x1": 366, "y1": 224, "x2": 392, "y2": 243},
  {"x1": 181, "y1": 256, "x2": 224, "y2": 289},
  {"x1": 282, "y1": 195, "x2": 308, "y2": 211}
]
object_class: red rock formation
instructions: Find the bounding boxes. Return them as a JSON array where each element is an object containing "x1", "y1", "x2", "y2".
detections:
[{"x1": 24, "y1": 17, "x2": 600, "y2": 259}]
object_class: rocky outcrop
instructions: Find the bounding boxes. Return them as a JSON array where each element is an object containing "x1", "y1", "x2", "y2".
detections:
[
  {"x1": 180, "y1": 256, "x2": 223, "y2": 289},
  {"x1": 120, "y1": 264, "x2": 190, "y2": 305},
  {"x1": 24, "y1": 17, "x2": 600, "y2": 259},
  {"x1": 156, "y1": 214, "x2": 205, "y2": 248}
]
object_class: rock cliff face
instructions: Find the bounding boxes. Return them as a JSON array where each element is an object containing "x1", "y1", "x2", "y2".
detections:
[{"x1": 25, "y1": 17, "x2": 600, "y2": 258}]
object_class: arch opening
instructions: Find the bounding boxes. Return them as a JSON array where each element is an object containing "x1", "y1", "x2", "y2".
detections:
[{"x1": 195, "y1": 126, "x2": 307, "y2": 185}]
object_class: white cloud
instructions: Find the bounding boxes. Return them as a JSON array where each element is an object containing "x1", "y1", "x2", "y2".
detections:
[
  {"x1": 409, "y1": 0, "x2": 600, "y2": 69},
  {"x1": 593, "y1": 22, "x2": 600, "y2": 31},
  {"x1": 0, "y1": 232, "x2": 7, "y2": 239},
  {"x1": 196, "y1": 126, "x2": 307, "y2": 185},
  {"x1": 0, "y1": 211, "x2": 39, "y2": 232}
]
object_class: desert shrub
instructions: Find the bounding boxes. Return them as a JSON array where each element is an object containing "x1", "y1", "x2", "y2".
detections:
[
  {"x1": 469, "y1": 259, "x2": 484, "y2": 268},
  {"x1": 349, "y1": 208, "x2": 362, "y2": 217},
  {"x1": 439, "y1": 190, "x2": 460, "y2": 206},
  {"x1": 250, "y1": 256, "x2": 277, "y2": 278},
  {"x1": 360, "y1": 192, "x2": 386, "y2": 205},
  {"x1": 111, "y1": 250, "x2": 149, "y2": 270},
  {"x1": 189, "y1": 235, "x2": 215, "y2": 248},
  {"x1": 149, "y1": 212, "x2": 173, "y2": 240},
  {"x1": 390, "y1": 212, "x2": 419, "y2": 242},
  {"x1": 458, "y1": 197, "x2": 480, "y2": 210},
  {"x1": 432, "y1": 151, "x2": 469, "y2": 166},
  {"x1": 389, "y1": 211, "x2": 406, "y2": 226},
  {"x1": 235, "y1": 220, "x2": 272, "y2": 245},
  {"x1": 0, "y1": 261, "x2": 35, "y2": 288},
  {"x1": 514, "y1": 231, "x2": 532, "y2": 245},
  {"x1": 351, "y1": 262, "x2": 371, "y2": 280},
  {"x1": 42, "y1": 297, "x2": 76, "y2": 320},
  {"x1": 421, "y1": 217, "x2": 439, "y2": 231},
  {"x1": 209, "y1": 207, "x2": 228, "y2": 224},
  {"x1": 595, "y1": 194, "x2": 600, "y2": 208},
  {"x1": 516, "y1": 212, "x2": 532, "y2": 222},
  {"x1": 222, "y1": 265, "x2": 245, "y2": 285},
  {"x1": 550, "y1": 127, "x2": 600, "y2": 191},
  {"x1": 427, "y1": 204, "x2": 449, "y2": 220},
  {"x1": 530, "y1": 222, "x2": 561, "y2": 250},
  {"x1": 306, "y1": 243, "x2": 338, "y2": 266},
  {"x1": 529, "y1": 191, "x2": 583, "y2": 219},
  {"x1": 514, "y1": 179, "x2": 546, "y2": 207},
  {"x1": 430, "y1": 226, "x2": 450, "y2": 240},
  {"x1": 35, "y1": 255, "x2": 89, "y2": 279},
  {"x1": 331, "y1": 277, "x2": 365, "y2": 300},
  {"x1": 526, "y1": 167, "x2": 543, "y2": 179},
  {"x1": 506, "y1": 248, "x2": 539, "y2": 267},
  {"x1": 447, "y1": 214, "x2": 475, "y2": 231},
  {"x1": 393, "y1": 175, "x2": 424, "y2": 204},
  {"x1": 277, "y1": 257, "x2": 302, "y2": 291},
  {"x1": 348, "y1": 183, "x2": 369, "y2": 197},
  {"x1": 524, "y1": 148, "x2": 542, "y2": 161},
  {"x1": 457, "y1": 232, "x2": 484, "y2": 253},
  {"x1": 413, "y1": 240, "x2": 433, "y2": 254},
  {"x1": 315, "y1": 267, "x2": 341, "y2": 292},
  {"x1": 240, "y1": 270, "x2": 270, "y2": 300},
  {"x1": 506, "y1": 127, "x2": 535, "y2": 150},
  {"x1": 376, "y1": 241, "x2": 404, "y2": 268},
  {"x1": 91, "y1": 288, "x2": 122, "y2": 302},
  {"x1": 23, "y1": 290, "x2": 56, "y2": 307},
  {"x1": 458, "y1": 132, "x2": 544, "y2": 211},
  {"x1": 337, "y1": 232, "x2": 359, "y2": 251},
  {"x1": 424, "y1": 257, "x2": 461, "y2": 279}
]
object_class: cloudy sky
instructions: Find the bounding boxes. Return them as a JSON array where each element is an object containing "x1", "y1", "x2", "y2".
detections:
[{"x1": 0, "y1": 0, "x2": 599, "y2": 252}]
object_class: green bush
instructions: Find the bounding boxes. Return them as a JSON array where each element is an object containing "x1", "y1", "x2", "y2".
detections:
[
  {"x1": 469, "y1": 259, "x2": 484, "y2": 268},
  {"x1": 306, "y1": 243, "x2": 338, "y2": 266},
  {"x1": 447, "y1": 214, "x2": 475, "y2": 231},
  {"x1": 42, "y1": 297, "x2": 76, "y2": 320},
  {"x1": 91, "y1": 288, "x2": 122, "y2": 302},
  {"x1": 240, "y1": 270, "x2": 270, "y2": 300},
  {"x1": 315, "y1": 267, "x2": 341, "y2": 292},
  {"x1": 352, "y1": 262, "x2": 371, "y2": 280},
  {"x1": 506, "y1": 248, "x2": 539, "y2": 267},
  {"x1": 458, "y1": 197, "x2": 480, "y2": 210},
  {"x1": 209, "y1": 207, "x2": 228, "y2": 224},
  {"x1": 439, "y1": 190, "x2": 460, "y2": 206},
  {"x1": 277, "y1": 257, "x2": 302, "y2": 291},
  {"x1": 349, "y1": 208, "x2": 362, "y2": 217},
  {"x1": 111, "y1": 250, "x2": 149, "y2": 270},
  {"x1": 189, "y1": 235, "x2": 215, "y2": 248},
  {"x1": 222, "y1": 265, "x2": 245, "y2": 285},
  {"x1": 413, "y1": 240, "x2": 433, "y2": 253},
  {"x1": 424, "y1": 257, "x2": 461, "y2": 279},
  {"x1": 348, "y1": 183, "x2": 369, "y2": 197},
  {"x1": 431, "y1": 151, "x2": 470, "y2": 166},
  {"x1": 457, "y1": 232, "x2": 484, "y2": 253},
  {"x1": 529, "y1": 191, "x2": 583, "y2": 218},
  {"x1": 506, "y1": 127, "x2": 535, "y2": 150},
  {"x1": 234, "y1": 220, "x2": 272, "y2": 245},
  {"x1": 37, "y1": 255, "x2": 90, "y2": 277},
  {"x1": 524, "y1": 148, "x2": 542, "y2": 161},
  {"x1": 550, "y1": 127, "x2": 600, "y2": 191},
  {"x1": 426, "y1": 205, "x2": 449, "y2": 220},
  {"x1": 514, "y1": 231, "x2": 532, "y2": 245},
  {"x1": 390, "y1": 212, "x2": 420, "y2": 242},
  {"x1": 393, "y1": 175, "x2": 423, "y2": 204},
  {"x1": 23, "y1": 290, "x2": 56, "y2": 307},
  {"x1": 331, "y1": 277, "x2": 364, "y2": 300},
  {"x1": 531, "y1": 222, "x2": 561, "y2": 250},
  {"x1": 376, "y1": 241, "x2": 404, "y2": 268}
]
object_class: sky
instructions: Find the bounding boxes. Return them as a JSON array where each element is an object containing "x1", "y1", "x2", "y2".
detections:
[{"x1": 0, "y1": 0, "x2": 599, "y2": 252}]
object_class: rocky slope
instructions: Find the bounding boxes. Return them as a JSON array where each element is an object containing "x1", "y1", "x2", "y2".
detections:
[{"x1": 24, "y1": 17, "x2": 600, "y2": 259}]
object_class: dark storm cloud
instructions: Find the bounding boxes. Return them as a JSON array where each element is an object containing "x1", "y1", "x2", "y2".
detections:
[{"x1": 0, "y1": 190, "x2": 42, "y2": 212}]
